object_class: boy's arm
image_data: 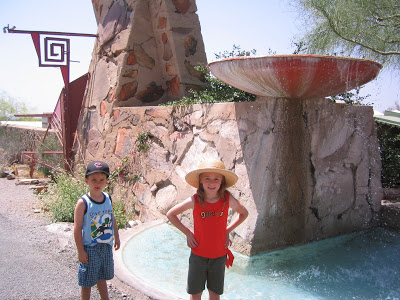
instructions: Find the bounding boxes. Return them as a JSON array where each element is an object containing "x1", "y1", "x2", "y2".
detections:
[
  {"x1": 74, "y1": 199, "x2": 88, "y2": 264},
  {"x1": 166, "y1": 197, "x2": 198, "y2": 248},
  {"x1": 113, "y1": 215, "x2": 120, "y2": 250}
]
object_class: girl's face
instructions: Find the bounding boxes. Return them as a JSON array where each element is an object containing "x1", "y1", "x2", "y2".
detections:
[
  {"x1": 85, "y1": 172, "x2": 108, "y2": 194},
  {"x1": 199, "y1": 172, "x2": 224, "y2": 194}
]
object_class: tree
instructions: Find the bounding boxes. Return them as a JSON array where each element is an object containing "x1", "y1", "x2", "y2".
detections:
[
  {"x1": 329, "y1": 87, "x2": 372, "y2": 105},
  {"x1": 0, "y1": 91, "x2": 34, "y2": 121},
  {"x1": 292, "y1": 0, "x2": 400, "y2": 69},
  {"x1": 388, "y1": 101, "x2": 400, "y2": 111}
]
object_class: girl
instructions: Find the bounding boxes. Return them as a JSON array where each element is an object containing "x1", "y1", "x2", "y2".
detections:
[{"x1": 167, "y1": 159, "x2": 248, "y2": 300}]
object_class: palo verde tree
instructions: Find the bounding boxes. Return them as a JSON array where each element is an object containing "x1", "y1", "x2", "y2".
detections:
[
  {"x1": 292, "y1": 0, "x2": 400, "y2": 69},
  {"x1": 0, "y1": 91, "x2": 34, "y2": 121}
]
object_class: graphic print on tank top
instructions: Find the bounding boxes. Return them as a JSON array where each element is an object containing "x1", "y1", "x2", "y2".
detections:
[{"x1": 90, "y1": 213, "x2": 113, "y2": 243}]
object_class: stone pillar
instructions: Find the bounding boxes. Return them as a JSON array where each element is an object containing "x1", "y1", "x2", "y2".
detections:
[
  {"x1": 234, "y1": 98, "x2": 309, "y2": 252},
  {"x1": 75, "y1": 0, "x2": 207, "y2": 161},
  {"x1": 233, "y1": 98, "x2": 382, "y2": 254},
  {"x1": 90, "y1": 0, "x2": 206, "y2": 108}
]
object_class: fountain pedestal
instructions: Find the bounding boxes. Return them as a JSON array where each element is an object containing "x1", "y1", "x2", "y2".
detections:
[{"x1": 209, "y1": 55, "x2": 383, "y2": 252}]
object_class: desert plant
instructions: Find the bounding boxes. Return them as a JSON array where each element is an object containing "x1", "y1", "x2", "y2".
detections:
[
  {"x1": 136, "y1": 131, "x2": 153, "y2": 151},
  {"x1": 376, "y1": 122, "x2": 400, "y2": 188},
  {"x1": 40, "y1": 161, "x2": 138, "y2": 229},
  {"x1": 40, "y1": 167, "x2": 87, "y2": 223}
]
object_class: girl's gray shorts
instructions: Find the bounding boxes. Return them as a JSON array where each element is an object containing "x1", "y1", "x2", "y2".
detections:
[{"x1": 187, "y1": 251, "x2": 227, "y2": 295}]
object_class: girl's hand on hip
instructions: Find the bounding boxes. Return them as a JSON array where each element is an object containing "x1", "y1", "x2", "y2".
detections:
[
  {"x1": 225, "y1": 234, "x2": 232, "y2": 248},
  {"x1": 186, "y1": 232, "x2": 198, "y2": 248}
]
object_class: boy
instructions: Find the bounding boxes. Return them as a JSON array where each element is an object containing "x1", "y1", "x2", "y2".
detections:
[{"x1": 74, "y1": 161, "x2": 120, "y2": 300}]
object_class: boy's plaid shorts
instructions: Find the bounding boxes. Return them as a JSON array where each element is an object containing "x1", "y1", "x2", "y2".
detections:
[{"x1": 78, "y1": 243, "x2": 114, "y2": 287}]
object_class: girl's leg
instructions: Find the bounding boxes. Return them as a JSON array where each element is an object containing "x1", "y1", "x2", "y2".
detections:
[
  {"x1": 208, "y1": 289, "x2": 220, "y2": 300},
  {"x1": 190, "y1": 292, "x2": 203, "y2": 300},
  {"x1": 81, "y1": 287, "x2": 91, "y2": 300},
  {"x1": 97, "y1": 280, "x2": 109, "y2": 300}
]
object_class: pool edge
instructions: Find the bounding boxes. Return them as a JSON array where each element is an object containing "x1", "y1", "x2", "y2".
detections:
[{"x1": 114, "y1": 219, "x2": 183, "y2": 300}]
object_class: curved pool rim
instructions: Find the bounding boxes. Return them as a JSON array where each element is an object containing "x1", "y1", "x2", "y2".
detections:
[{"x1": 114, "y1": 219, "x2": 179, "y2": 300}]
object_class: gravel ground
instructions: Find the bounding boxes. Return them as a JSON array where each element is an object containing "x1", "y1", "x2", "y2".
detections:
[{"x1": 0, "y1": 177, "x2": 152, "y2": 300}]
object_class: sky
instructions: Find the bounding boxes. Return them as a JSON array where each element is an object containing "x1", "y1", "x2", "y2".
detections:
[{"x1": 0, "y1": 0, "x2": 398, "y2": 115}]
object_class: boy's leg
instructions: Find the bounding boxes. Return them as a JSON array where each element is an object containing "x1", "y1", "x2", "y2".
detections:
[
  {"x1": 81, "y1": 287, "x2": 91, "y2": 300},
  {"x1": 97, "y1": 280, "x2": 109, "y2": 300}
]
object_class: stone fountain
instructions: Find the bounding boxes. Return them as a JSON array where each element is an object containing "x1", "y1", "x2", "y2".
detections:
[{"x1": 207, "y1": 55, "x2": 382, "y2": 253}]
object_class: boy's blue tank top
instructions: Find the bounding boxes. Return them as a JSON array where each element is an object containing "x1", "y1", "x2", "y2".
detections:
[{"x1": 81, "y1": 192, "x2": 114, "y2": 246}]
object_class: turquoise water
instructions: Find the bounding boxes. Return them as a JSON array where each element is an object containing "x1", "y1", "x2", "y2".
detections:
[{"x1": 123, "y1": 224, "x2": 400, "y2": 299}]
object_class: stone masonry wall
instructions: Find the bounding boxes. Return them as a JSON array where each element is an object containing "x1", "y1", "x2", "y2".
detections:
[
  {"x1": 76, "y1": 98, "x2": 382, "y2": 255},
  {"x1": 87, "y1": 0, "x2": 207, "y2": 110}
]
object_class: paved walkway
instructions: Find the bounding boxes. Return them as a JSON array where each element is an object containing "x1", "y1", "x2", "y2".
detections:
[{"x1": 0, "y1": 178, "x2": 151, "y2": 300}]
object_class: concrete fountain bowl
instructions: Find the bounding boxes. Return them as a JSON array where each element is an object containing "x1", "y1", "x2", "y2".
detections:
[{"x1": 208, "y1": 55, "x2": 382, "y2": 100}]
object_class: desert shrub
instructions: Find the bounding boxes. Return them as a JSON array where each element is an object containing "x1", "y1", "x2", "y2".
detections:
[
  {"x1": 112, "y1": 201, "x2": 129, "y2": 229},
  {"x1": 40, "y1": 164, "x2": 136, "y2": 229},
  {"x1": 40, "y1": 168, "x2": 87, "y2": 223},
  {"x1": 376, "y1": 122, "x2": 400, "y2": 188},
  {"x1": 0, "y1": 126, "x2": 36, "y2": 169}
]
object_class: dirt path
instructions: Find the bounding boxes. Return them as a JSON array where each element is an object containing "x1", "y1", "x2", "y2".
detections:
[{"x1": 0, "y1": 177, "x2": 151, "y2": 300}]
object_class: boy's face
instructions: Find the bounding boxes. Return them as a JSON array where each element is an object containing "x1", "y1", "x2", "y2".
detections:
[{"x1": 85, "y1": 172, "x2": 108, "y2": 193}]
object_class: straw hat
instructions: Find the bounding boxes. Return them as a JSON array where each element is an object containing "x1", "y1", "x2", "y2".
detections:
[{"x1": 185, "y1": 159, "x2": 238, "y2": 189}]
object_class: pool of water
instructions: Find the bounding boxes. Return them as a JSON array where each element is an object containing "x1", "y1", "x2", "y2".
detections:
[{"x1": 123, "y1": 223, "x2": 400, "y2": 299}]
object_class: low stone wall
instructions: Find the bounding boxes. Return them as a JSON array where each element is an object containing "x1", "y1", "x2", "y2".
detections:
[
  {"x1": 0, "y1": 124, "x2": 62, "y2": 174},
  {"x1": 0, "y1": 124, "x2": 47, "y2": 166},
  {"x1": 76, "y1": 98, "x2": 382, "y2": 255},
  {"x1": 381, "y1": 200, "x2": 400, "y2": 232},
  {"x1": 380, "y1": 188, "x2": 400, "y2": 232}
]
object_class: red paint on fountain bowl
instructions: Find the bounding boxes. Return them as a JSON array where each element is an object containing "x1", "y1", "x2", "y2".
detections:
[{"x1": 208, "y1": 55, "x2": 382, "y2": 100}]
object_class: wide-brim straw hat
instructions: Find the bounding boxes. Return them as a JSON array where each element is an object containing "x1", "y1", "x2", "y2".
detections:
[{"x1": 185, "y1": 159, "x2": 238, "y2": 189}]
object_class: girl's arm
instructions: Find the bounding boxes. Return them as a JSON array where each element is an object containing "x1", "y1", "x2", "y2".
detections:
[
  {"x1": 226, "y1": 196, "x2": 249, "y2": 245},
  {"x1": 166, "y1": 197, "x2": 198, "y2": 248}
]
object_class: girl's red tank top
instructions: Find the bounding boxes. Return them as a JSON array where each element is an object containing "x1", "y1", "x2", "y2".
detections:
[{"x1": 192, "y1": 193, "x2": 230, "y2": 258}]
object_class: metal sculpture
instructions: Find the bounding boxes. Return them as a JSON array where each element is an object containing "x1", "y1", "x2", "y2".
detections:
[{"x1": 3, "y1": 25, "x2": 97, "y2": 172}]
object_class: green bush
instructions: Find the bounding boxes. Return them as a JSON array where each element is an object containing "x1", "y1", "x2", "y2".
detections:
[
  {"x1": 376, "y1": 122, "x2": 400, "y2": 188},
  {"x1": 40, "y1": 166, "x2": 134, "y2": 229},
  {"x1": 112, "y1": 201, "x2": 128, "y2": 229},
  {"x1": 40, "y1": 170, "x2": 87, "y2": 223}
]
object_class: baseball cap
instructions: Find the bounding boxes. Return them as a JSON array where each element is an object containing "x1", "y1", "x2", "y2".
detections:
[{"x1": 85, "y1": 161, "x2": 110, "y2": 178}]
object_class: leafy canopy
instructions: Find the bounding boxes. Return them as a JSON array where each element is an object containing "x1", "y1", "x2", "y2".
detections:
[
  {"x1": 0, "y1": 91, "x2": 36, "y2": 121},
  {"x1": 293, "y1": 0, "x2": 400, "y2": 69}
]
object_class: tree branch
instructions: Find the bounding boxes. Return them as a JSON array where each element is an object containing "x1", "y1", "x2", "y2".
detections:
[{"x1": 319, "y1": 7, "x2": 400, "y2": 56}]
